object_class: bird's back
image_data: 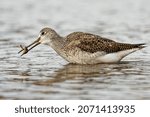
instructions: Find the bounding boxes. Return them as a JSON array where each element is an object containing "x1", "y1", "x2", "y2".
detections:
[{"x1": 64, "y1": 32, "x2": 145, "y2": 53}]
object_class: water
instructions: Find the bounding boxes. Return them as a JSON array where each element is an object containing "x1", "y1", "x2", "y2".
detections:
[{"x1": 0, "y1": 0, "x2": 150, "y2": 99}]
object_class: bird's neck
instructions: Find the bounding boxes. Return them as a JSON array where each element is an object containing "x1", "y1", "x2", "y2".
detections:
[{"x1": 49, "y1": 36, "x2": 66, "y2": 57}]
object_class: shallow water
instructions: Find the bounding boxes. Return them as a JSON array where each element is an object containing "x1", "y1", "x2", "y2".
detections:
[{"x1": 0, "y1": 0, "x2": 150, "y2": 99}]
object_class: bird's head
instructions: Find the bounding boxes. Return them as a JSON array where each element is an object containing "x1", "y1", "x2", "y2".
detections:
[
  {"x1": 38, "y1": 27, "x2": 58, "y2": 45},
  {"x1": 18, "y1": 27, "x2": 59, "y2": 56}
]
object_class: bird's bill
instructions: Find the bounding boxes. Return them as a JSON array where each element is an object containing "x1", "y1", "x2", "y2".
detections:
[{"x1": 18, "y1": 37, "x2": 41, "y2": 56}]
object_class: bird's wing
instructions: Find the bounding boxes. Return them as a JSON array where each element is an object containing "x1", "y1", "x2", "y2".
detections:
[
  {"x1": 64, "y1": 32, "x2": 145, "y2": 53},
  {"x1": 65, "y1": 32, "x2": 115, "y2": 43}
]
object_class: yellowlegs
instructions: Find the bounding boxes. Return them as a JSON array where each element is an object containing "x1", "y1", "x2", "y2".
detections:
[{"x1": 18, "y1": 27, "x2": 146, "y2": 64}]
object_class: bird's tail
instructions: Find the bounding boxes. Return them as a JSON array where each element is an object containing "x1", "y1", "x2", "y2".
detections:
[
  {"x1": 134, "y1": 43, "x2": 146, "y2": 49},
  {"x1": 116, "y1": 43, "x2": 146, "y2": 60},
  {"x1": 118, "y1": 43, "x2": 146, "y2": 50}
]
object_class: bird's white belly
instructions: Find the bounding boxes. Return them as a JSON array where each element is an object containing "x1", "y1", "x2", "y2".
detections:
[
  {"x1": 64, "y1": 48, "x2": 139, "y2": 64},
  {"x1": 96, "y1": 53, "x2": 122, "y2": 63},
  {"x1": 64, "y1": 49, "x2": 106, "y2": 64}
]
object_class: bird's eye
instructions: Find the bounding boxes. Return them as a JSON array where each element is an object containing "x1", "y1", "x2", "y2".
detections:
[{"x1": 41, "y1": 32, "x2": 45, "y2": 35}]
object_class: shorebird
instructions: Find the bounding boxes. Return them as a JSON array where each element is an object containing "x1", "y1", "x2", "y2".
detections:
[{"x1": 18, "y1": 27, "x2": 146, "y2": 64}]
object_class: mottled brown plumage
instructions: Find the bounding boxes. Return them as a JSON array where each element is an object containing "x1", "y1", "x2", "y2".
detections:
[{"x1": 64, "y1": 32, "x2": 145, "y2": 53}]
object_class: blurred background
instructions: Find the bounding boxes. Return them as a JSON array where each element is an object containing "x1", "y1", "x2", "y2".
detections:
[{"x1": 0, "y1": 0, "x2": 150, "y2": 99}]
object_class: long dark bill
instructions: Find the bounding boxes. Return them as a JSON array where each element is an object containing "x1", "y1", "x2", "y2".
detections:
[{"x1": 18, "y1": 37, "x2": 41, "y2": 56}]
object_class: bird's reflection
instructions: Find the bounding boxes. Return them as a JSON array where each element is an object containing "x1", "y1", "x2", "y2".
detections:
[{"x1": 33, "y1": 61, "x2": 133, "y2": 86}]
